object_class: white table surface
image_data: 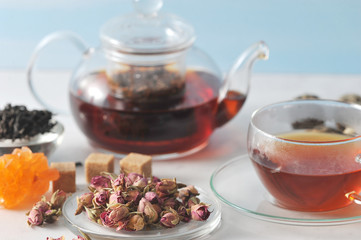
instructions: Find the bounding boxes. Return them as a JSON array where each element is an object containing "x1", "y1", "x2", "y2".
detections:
[{"x1": 0, "y1": 70, "x2": 361, "y2": 239}]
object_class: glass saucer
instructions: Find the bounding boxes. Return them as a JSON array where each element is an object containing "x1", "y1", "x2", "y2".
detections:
[
  {"x1": 62, "y1": 188, "x2": 221, "y2": 240},
  {"x1": 210, "y1": 155, "x2": 361, "y2": 226}
]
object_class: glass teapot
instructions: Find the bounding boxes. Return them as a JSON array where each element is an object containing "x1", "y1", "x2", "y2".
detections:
[{"x1": 27, "y1": 0, "x2": 269, "y2": 158}]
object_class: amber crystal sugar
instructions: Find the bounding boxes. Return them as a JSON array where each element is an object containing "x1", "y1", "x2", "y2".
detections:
[{"x1": 0, "y1": 147, "x2": 59, "y2": 209}]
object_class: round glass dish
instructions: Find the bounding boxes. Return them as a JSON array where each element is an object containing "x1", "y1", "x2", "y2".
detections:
[
  {"x1": 0, "y1": 121, "x2": 64, "y2": 156},
  {"x1": 63, "y1": 188, "x2": 221, "y2": 240},
  {"x1": 210, "y1": 155, "x2": 361, "y2": 226}
]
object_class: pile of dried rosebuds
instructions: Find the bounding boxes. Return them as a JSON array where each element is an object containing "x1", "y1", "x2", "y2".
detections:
[
  {"x1": 27, "y1": 190, "x2": 67, "y2": 226},
  {"x1": 75, "y1": 172, "x2": 211, "y2": 231}
]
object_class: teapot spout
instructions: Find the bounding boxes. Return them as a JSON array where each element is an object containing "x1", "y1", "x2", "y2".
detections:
[
  {"x1": 215, "y1": 41, "x2": 269, "y2": 128},
  {"x1": 219, "y1": 41, "x2": 269, "y2": 102}
]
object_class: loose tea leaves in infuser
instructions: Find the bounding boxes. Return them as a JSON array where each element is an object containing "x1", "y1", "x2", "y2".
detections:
[{"x1": 107, "y1": 65, "x2": 185, "y2": 105}]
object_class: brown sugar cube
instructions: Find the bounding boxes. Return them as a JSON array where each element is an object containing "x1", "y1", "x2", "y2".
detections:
[
  {"x1": 85, "y1": 153, "x2": 114, "y2": 183},
  {"x1": 119, "y1": 153, "x2": 152, "y2": 178},
  {"x1": 50, "y1": 162, "x2": 76, "y2": 193}
]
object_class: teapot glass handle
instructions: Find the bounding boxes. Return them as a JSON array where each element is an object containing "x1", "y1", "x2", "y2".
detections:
[{"x1": 27, "y1": 31, "x2": 90, "y2": 115}]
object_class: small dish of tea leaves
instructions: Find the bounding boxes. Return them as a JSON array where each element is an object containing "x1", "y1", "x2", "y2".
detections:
[{"x1": 0, "y1": 104, "x2": 64, "y2": 156}]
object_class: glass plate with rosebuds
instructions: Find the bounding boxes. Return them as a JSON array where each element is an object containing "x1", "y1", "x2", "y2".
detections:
[{"x1": 62, "y1": 187, "x2": 221, "y2": 240}]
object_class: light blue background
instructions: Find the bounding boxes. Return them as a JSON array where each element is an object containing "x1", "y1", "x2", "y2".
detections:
[{"x1": 1, "y1": 0, "x2": 361, "y2": 73}]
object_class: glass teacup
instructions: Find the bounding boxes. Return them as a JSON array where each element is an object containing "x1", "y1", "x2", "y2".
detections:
[{"x1": 247, "y1": 100, "x2": 361, "y2": 212}]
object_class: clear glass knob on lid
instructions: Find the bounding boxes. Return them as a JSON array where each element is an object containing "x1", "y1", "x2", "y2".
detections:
[
  {"x1": 101, "y1": 0, "x2": 195, "y2": 53},
  {"x1": 27, "y1": 0, "x2": 269, "y2": 158}
]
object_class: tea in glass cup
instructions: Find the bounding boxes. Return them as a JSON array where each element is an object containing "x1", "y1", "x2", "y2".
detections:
[{"x1": 247, "y1": 100, "x2": 361, "y2": 212}]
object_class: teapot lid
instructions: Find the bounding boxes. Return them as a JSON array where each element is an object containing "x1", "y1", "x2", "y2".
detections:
[{"x1": 100, "y1": 0, "x2": 195, "y2": 54}]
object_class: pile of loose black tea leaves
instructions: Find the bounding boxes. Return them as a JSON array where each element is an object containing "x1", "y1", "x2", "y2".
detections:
[
  {"x1": 295, "y1": 94, "x2": 320, "y2": 100},
  {"x1": 0, "y1": 104, "x2": 55, "y2": 140},
  {"x1": 339, "y1": 94, "x2": 361, "y2": 105}
]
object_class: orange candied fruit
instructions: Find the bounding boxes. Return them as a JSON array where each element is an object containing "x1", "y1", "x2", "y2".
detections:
[{"x1": 0, "y1": 147, "x2": 59, "y2": 209}]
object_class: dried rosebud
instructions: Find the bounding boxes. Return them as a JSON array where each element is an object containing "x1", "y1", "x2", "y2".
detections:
[
  {"x1": 27, "y1": 208, "x2": 43, "y2": 226},
  {"x1": 111, "y1": 174, "x2": 128, "y2": 191},
  {"x1": 127, "y1": 173, "x2": 142, "y2": 182},
  {"x1": 84, "y1": 206, "x2": 102, "y2": 222},
  {"x1": 90, "y1": 176, "x2": 111, "y2": 190},
  {"x1": 44, "y1": 209, "x2": 60, "y2": 223},
  {"x1": 50, "y1": 190, "x2": 67, "y2": 209},
  {"x1": 144, "y1": 191, "x2": 159, "y2": 204},
  {"x1": 151, "y1": 176, "x2": 161, "y2": 185},
  {"x1": 138, "y1": 198, "x2": 158, "y2": 223},
  {"x1": 191, "y1": 203, "x2": 210, "y2": 221},
  {"x1": 152, "y1": 203, "x2": 162, "y2": 215},
  {"x1": 72, "y1": 236, "x2": 86, "y2": 240},
  {"x1": 94, "y1": 190, "x2": 109, "y2": 206},
  {"x1": 162, "y1": 197, "x2": 180, "y2": 209},
  {"x1": 109, "y1": 192, "x2": 125, "y2": 205},
  {"x1": 178, "y1": 185, "x2": 199, "y2": 199},
  {"x1": 33, "y1": 200, "x2": 50, "y2": 214},
  {"x1": 133, "y1": 177, "x2": 148, "y2": 189},
  {"x1": 46, "y1": 237, "x2": 65, "y2": 240},
  {"x1": 124, "y1": 189, "x2": 141, "y2": 204},
  {"x1": 75, "y1": 192, "x2": 94, "y2": 215},
  {"x1": 126, "y1": 215, "x2": 145, "y2": 231},
  {"x1": 177, "y1": 205, "x2": 191, "y2": 222},
  {"x1": 116, "y1": 220, "x2": 128, "y2": 231},
  {"x1": 127, "y1": 173, "x2": 147, "y2": 189},
  {"x1": 160, "y1": 208, "x2": 180, "y2": 228},
  {"x1": 156, "y1": 179, "x2": 177, "y2": 198},
  {"x1": 187, "y1": 196, "x2": 200, "y2": 208},
  {"x1": 110, "y1": 205, "x2": 129, "y2": 220},
  {"x1": 100, "y1": 206, "x2": 129, "y2": 228}
]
